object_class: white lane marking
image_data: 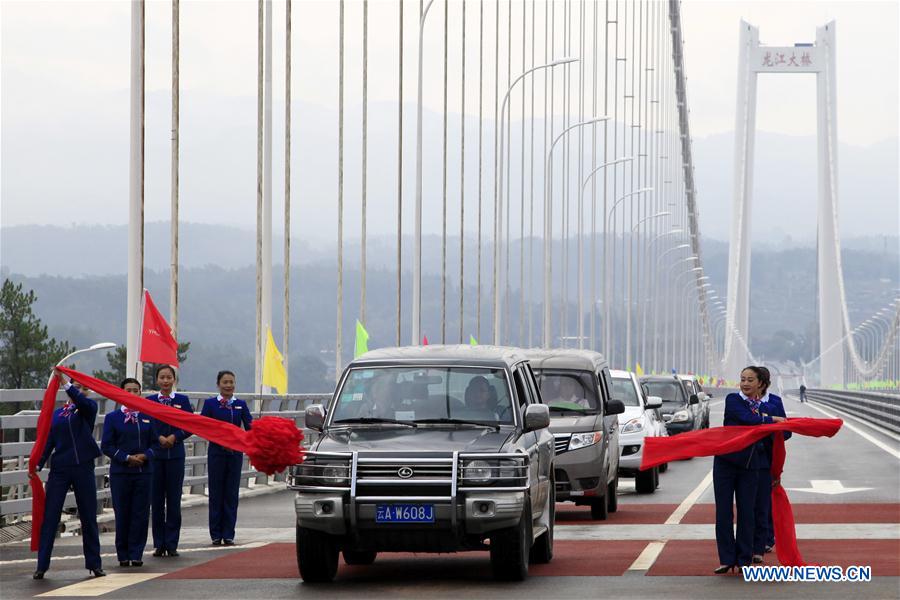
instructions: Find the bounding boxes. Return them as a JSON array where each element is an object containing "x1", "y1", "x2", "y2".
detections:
[
  {"x1": 556, "y1": 523, "x2": 900, "y2": 541},
  {"x1": 627, "y1": 541, "x2": 666, "y2": 571},
  {"x1": 786, "y1": 480, "x2": 873, "y2": 495},
  {"x1": 0, "y1": 541, "x2": 264, "y2": 567},
  {"x1": 626, "y1": 468, "x2": 714, "y2": 571},
  {"x1": 665, "y1": 470, "x2": 713, "y2": 525},
  {"x1": 802, "y1": 399, "x2": 900, "y2": 460},
  {"x1": 36, "y1": 573, "x2": 164, "y2": 597}
]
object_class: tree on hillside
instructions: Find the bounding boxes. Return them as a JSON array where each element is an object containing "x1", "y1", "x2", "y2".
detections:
[
  {"x1": 93, "y1": 342, "x2": 191, "y2": 390},
  {"x1": 0, "y1": 279, "x2": 74, "y2": 390}
]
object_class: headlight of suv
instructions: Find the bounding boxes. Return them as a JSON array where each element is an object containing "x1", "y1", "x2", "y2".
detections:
[
  {"x1": 320, "y1": 464, "x2": 350, "y2": 486},
  {"x1": 462, "y1": 460, "x2": 492, "y2": 483},
  {"x1": 671, "y1": 410, "x2": 690, "y2": 423},
  {"x1": 568, "y1": 431, "x2": 603, "y2": 450},
  {"x1": 621, "y1": 418, "x2": 643, "y2": 434}
]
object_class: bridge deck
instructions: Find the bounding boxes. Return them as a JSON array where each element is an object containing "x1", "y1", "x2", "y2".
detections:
[{"x1": 2, "y1": 395, "x2": 898, "y2": 599}]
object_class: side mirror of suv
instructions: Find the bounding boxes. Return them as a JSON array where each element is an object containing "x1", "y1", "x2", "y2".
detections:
[
  {"x1": 645, "y1": 395, "x2": 663, "y2": 409},
  {"x1": 305, "y1": 404, "x2": 326, "y2": 431},
  {"x1": 523, "y1": 404, "x2": 550, "y2": 432},
  {"x1": 689, "y1": 394, "x2": 699, "y2": 405},
  {"x1": 606, "y1": 399, "x2": 626, "y2": 416},
  {"x1": 697, "y1": 392, "x2": 708, "y2": 402}
]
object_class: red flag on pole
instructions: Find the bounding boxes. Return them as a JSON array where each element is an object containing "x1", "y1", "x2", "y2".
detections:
[
  {"x1": 139, "y1": 289, "x2": 179, "y2": 365},
  {"x1": 422, "y1": 335, "x2": 429, "y2": 346}
]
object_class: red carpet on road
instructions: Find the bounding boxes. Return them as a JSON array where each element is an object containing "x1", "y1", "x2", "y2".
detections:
[
  {"x1": 648, "y1": 540, "x2": 900, "y2": 576},
  {"x1": 681, "y1": 503, "x2": 900, "y2": 524},
  {"x1": 555, "y1": 503, "x2": 678, "y2": 524},
  {"x1": 161, "y1": 541, "x2": 649, "y2": 580}
]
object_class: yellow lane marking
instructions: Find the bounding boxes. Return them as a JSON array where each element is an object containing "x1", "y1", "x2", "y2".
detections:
[
  {"x1": 665, "y1": 469, "x2": 713, "y2": 525},
  {"x1": 627, "y1": 541, "x2": 666, "y2": 570},
  {"x1": 37, "y1": 573, "x2": 164, "y2": 597}
]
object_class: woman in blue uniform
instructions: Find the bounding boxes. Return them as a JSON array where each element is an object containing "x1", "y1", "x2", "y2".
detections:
[
  {"x1": 713, "y1": 366, "x2": 785, "y2": 574},
  {"x1": 101, "y1": 377, "x2": 155, "y2": 567},
  {"x1": 753, "y1": 366, "x2": 790, "y2": 562},
  {"x1": 200, "y1": 370, "x2": 252, "y2": 546},
  {"x1": 147, "y1": 365, "x2": 193, "y2": 557},
  {"x1": 34, "y1": 369, "x2": 105, "y2": 579}
]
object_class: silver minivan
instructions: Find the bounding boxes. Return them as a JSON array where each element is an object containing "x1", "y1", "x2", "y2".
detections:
[{"x1": 523, "y1": 349, "x2": 625, "y2": 520}]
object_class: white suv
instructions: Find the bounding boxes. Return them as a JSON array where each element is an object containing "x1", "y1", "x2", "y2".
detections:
[{"x1": 609, "y1": 370, "x2": 667, "y2": 494}]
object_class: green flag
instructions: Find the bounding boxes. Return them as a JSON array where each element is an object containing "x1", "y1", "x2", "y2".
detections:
[
  {"x1": 469, "y1": 335, "x2": 478, "y2": 346},
  {"x1": 354, "y1": 320, "x2": 370, "y2": 358}
]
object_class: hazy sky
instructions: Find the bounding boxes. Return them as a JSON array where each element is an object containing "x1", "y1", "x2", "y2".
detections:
[{"x1": 2, "y1": 0, "x2": 898, "y2": 240}]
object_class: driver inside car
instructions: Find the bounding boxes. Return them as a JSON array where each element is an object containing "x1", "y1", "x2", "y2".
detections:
[
  {"x1": 462, "y1": 376, "x2": 499, "y2": 420},
  {"x1": 552, "y1": 377, "x2": 590, "y2": 408},
  {"x1": 357, "y1": 374, "x2": 401, "y2": 418}
]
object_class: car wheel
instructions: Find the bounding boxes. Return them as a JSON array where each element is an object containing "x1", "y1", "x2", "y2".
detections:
[
  {"x1": 607, "y1": 474, "x2": 619, "y2": 513},
  {"x1": 659, "y1": 462, "x2": 668, "y2": 473},
  {"x1": 296, "y1": 525, "x2": 339, "y2": 583},
  {"x1": 590, "y1": 494, "x2": 608, "y2": 520},
  {"x1": 342, "y1": 549, "x2": 377, "y2": 565},
  {"x1": 529, "y1": 483, "x2": 554, "y2": 564},
  {"x1": 635, "y1": 467, "x2": 655, "y2": 494},
  {"x1": 490, "y1": 499, "x2": 532, "y2": 581}
]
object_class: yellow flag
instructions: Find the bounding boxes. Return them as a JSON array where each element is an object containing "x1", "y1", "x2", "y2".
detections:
[
  {"x1": 263, "y1": 328, "x2": 288, "y2": 395},
  {"x1": 635, "y1": 362, "x2": 645, "y2": 377},
  {"x1": 355, "y1": 320, "x2": 370, "y2": 358}
]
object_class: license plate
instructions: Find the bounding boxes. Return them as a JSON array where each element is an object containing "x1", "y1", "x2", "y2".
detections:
[{"x1": 375, "y1": 504, "x2": 435, "y2": 523}]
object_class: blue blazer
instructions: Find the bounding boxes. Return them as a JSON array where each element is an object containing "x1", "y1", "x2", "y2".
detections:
[
  {"x1": 146, "y1": 392, "x2": 194, "y2": 460},
  {"x1": 38, "y1": 385, "x2": 102, "y2": 470},
  {"x1": 101, "y1": 408, "x2": 156, "y2": 475},
  {"x1": 200, "y1": 397, "x2": 253, "y2": 456},
  {"x1": 718, "y1": 392, "x2": 774, "y2": 469}
]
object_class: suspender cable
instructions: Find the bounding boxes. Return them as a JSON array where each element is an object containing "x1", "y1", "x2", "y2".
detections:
[
  {"x1": 255, "y1": 0, "x2": 263, "y2": 393},
  {"x1": 396, "y1": 0, "x2": 404, "y2": 346},
  {"x1": 336, "y1": 0, "x2": 344, "y2": 381},
  {"x1": 361, "y1": 0, "x2": 368, "y2": 326},
  {"x1": 170, "y1": 0, "x2": 179, "y2": 342},
  {"x1": 476, "y1": 0, "x2": 483, "y2": 342},
  {"x1": 284, "y1": 0, "x2": 292, "y2": 387},
  {"x1": 459, "y1": 0, "x2": 466, "y2": 344},
  {"x1": 441, "y1": 0, "x2": 448, "y2": 344}
]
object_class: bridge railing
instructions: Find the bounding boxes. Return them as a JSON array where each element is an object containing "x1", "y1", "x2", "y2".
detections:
[
  {"x1": 792, "y1": 388, "x2": 900, "y2": 435},
  {"x1": 0, "y1": 389, "x2": 331, "y2": 524}
]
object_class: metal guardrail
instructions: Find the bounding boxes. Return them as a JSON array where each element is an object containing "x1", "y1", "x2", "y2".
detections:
[
  {"x1": 791, "y1": 388, "x2": 900, "y2": 435},
  {"x1": 0, "y1": 389, "x2": 330, "y2": 524}
]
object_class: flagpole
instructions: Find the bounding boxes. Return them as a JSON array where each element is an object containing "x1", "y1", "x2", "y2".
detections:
[{"x1": 127, "y1": 0, "x2": 145, "y2": 380}]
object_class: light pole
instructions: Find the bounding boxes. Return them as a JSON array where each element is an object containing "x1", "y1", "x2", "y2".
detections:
[
  {"x1": 680, "y1": 274, "x2": 709, "y2": 372},
  {"x1": 412, "y1": 0, "x2": 437, "y2": 346},
  {"x1": 494, "y1": 57, "x2": 579, "y2": 345},
  {"x1": 650, "y1": 241, "x2": 690, "y2": 370},
  {"x1": 626, "y1": 211, "x2": 670, "y2": 369},
  {"x1": 542, "y1": 116, "x2": 610, "y2": 348},
  {"x1": 576, "y1": 156, "x2": 634, "y2": 349},
  {"x1": 659, "y1": 255, "x2": 699, "y2": 371},
  {"x1": 667, "y1": 263, "x2": 701, "y2": 371},
  {"x1": 603, "y1": 187, "x2": 654, "y2": 361},
  {"x1": 51, "y1": 343, "x2": 118, "y2": 386}
]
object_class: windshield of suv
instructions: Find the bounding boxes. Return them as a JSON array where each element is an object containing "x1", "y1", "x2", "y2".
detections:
[
  {"x1": 610, "y1": 377, "x2": 640, "y2": 407},
  {"x1": 329, "y1": 367, "x2": 514, "y2": 425},
  {"x1": 533, "y1": 370, "x2": 600, "y2": 414},
  {"x1": 641, "y1": 381, "x2": 685, "y2": 404}
]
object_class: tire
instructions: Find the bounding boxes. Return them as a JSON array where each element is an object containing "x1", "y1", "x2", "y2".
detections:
[
  {"x1": 296, "y1": 525, "x2": 339, "y2": 583},
  {"x1": 607, "y1": 474, "x2": 619, "y2": 513},
  {"x1": 490, "y1": 500, "x2": 532, "y2": 581},
  {"x1": 659, "y1": 462, "x2": 668, "y2": 473},
  {"x1": 590, "y1": 495, "x2": 608, "y2": 520},
  {"x1": 529, "y1": 483, "x2": 554, "y2": 564},
  {"x1": 342, "y1": 549, "x2": 377, "y2": 565},
  {"x1": 635, "y1": 467, "x2": 656, "y2": 494}
]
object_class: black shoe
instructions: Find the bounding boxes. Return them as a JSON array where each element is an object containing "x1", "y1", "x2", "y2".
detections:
[
  {"x1": 212, "y1": 539, "x2": 222, "y2": 546},
  {"x1": 713, "y1": 564, "x2": 736, "y2": 574},
  {"x1": 90, "y1": 568, "x2": 107, "y2": 577},
  {"x1": 152, "y1": 548, "x2": 166, "y2": 557},
  {"x1": 32, "y1": 570, "x2": 45, "y2": 580},
  {"x1": 223, "y1": 539, "x2": 235, "y2": 546},
  {"x1": 119, "y1": 561, "x2": 130, "y2": 567},
  {"x1": 131, "y1": 561, "x2": 143, "y2": 567},
  {"x1": 752, "y1": 554, "x2": 764, "y2": 564},
  {"x1": 166, "y1": 550, "x2": 179, "y2": 557},
  {"x1": 765, "y1": 545, "x2": 774, "y2": 553}
]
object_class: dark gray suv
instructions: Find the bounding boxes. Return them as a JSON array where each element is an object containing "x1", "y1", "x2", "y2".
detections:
[{"x1": 289, "y1": 345, "x2": 555, "y2": 582}]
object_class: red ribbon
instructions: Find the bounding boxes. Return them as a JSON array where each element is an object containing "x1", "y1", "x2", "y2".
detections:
[
  {"x1": 29, "y1": 367, "x2": 305, "y2": 552},
  {"x1": 640, "y1": 417, "x2": 842, "y2": 566}
]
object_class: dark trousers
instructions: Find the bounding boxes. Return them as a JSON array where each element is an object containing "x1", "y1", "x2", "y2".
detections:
[
  {"x1": 110, "y1": 472, "x2": 152, "y2": 561},
  {"x1": 37, "y1": 462, "x2": 102, "y2": 572},
  {"x1": 755, "y1": 469, "x2": 775, "y2": 553},
  {"x1": 713, "y1": 456, "x2": 759, "y2": 567},
  {"x1": 208, "y1": 452, "x2": 243, "y2": 542},
  {"x1": 151, "y1": 457, "x2": 185, "y2": 551}
]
